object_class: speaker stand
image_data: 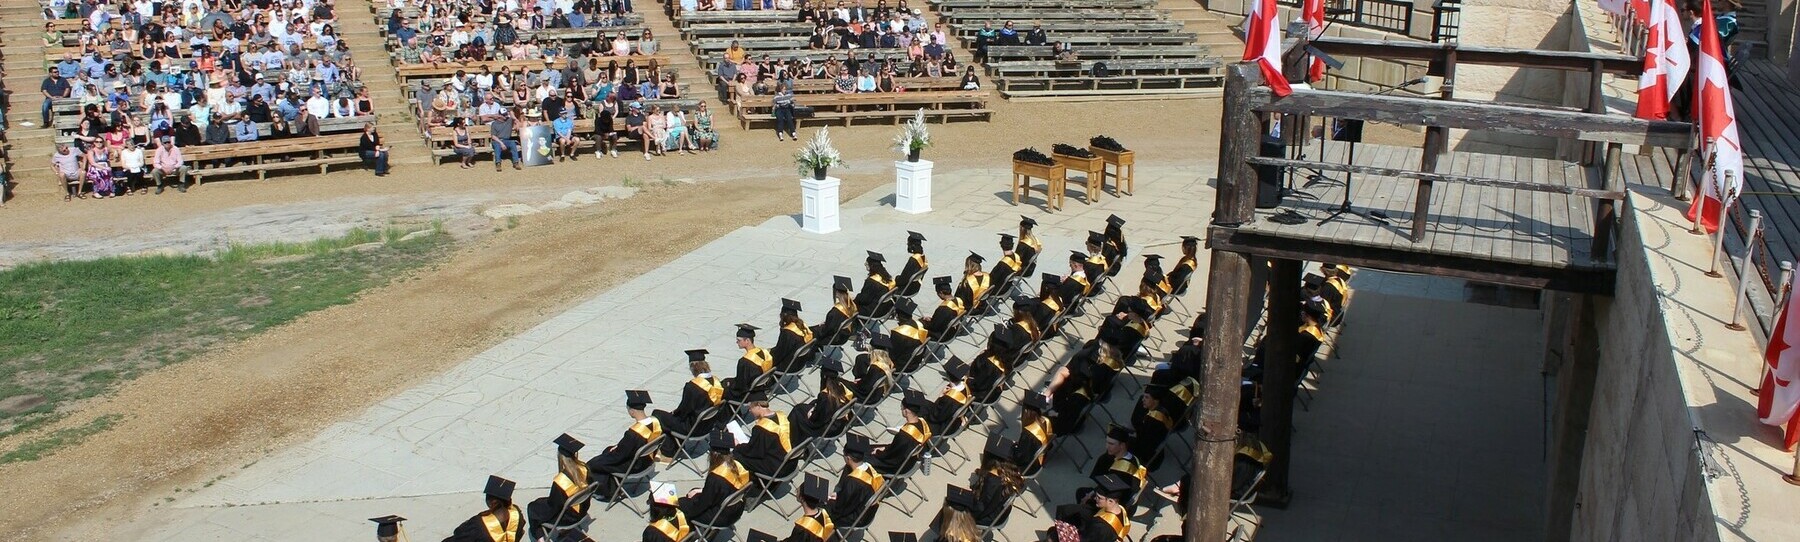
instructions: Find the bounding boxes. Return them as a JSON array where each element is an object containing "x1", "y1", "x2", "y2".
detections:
[{"x1": 1316, "y1": 142, "x2": 1389, "y2": 226}]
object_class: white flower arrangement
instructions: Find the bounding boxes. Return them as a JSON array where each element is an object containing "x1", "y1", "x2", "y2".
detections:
[
  {"x1": 796, "y1": 127, "x2": 845, "y2": 177},
  {"x1": 893, "y1": 109, "x2": 932, "y2": 157}
]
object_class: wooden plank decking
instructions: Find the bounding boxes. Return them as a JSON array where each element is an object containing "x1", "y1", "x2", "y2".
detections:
[
  {"x1": 1234, "y1": 141, "x2": 1612, "y2": 272},
  {"x1": 1722, "y1": 59, "x2": 1800, "y2": 269}
]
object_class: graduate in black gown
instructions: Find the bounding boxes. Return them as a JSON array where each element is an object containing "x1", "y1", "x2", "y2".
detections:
[
  {"x1": 725, "y1": 324, "x2": 778, "y2": 406},
  {"x1": 444, "y1": 476, "x2": 526, "y2": 542},
  {"x1": 1165, "y1": 236, "x2": 1200, "y2": 296},
  {"x1": 988, "y1": 233, "x2": 1023, "y2": 296},
  {"x1": 1012, "y1": 393, "x2": 1053, "y2": 476},
  {"x1": 525, "y1": 434, "x2": 590, "y2": 535},
  {"x1": 1127, "y1": 390, "x2": 1177, "y2": 462},
  {"x1": 369, "y1": 514, "x2": 407, "y2": 542},
  {"x1": 896, "y1": 230, "x2": 929, "y2": 297},
  {"x1": 887, "y1": 298, "x2": 929, "y2": 374},
  {"x1": 589, "y1": 390, "x2": 664, "y2": 499},
  {"x1": 850, "y1": 334, "x2": 896, "y2": 401},
  {"x1": 1051, "y1": 473, "x2": 1134, "y2": 542},
  {"x1": 1095, "y1": 296, "x2": 1154, "y2": 367},
  {"x1": 927, "y1": 358, "x2": 974, "y2": 436},
  {"x1": 968, "y1": 330, "x2": 1014, "y2": 405},
  {"x1": 643, "y1": 482, "x2": 691, "y2": 542},
  {"x1": 772, "y1": 298, "x2": 815, "y2": 374},
  {"x1": 1087, "y1": 425, "x2": 1148, "y2": 510},
  {"x1": 1059, "y1": 252, "x2": 1096, "y2": 309},
  {"x1": 969, "y1": 435, "x2": 1025, "y2": 528},
  {"x1": 1101, "y1": 214, "x2": 1128, "y2": 276},
  {"x1": 1082, "y1": 232, "x2": 1112, "y2": 285},
  {"x1": 854, "y1": 251, "x2": 896, "y2": 320},
  {"x1": 791, "y1": 355, "x2": 854, "y2": 443},
  {"x1": 783, "y1": 474, "x2": 836, "y2": 542},
  {"x1": 953, "y1": 252, "x2": 993, "y2": 315},
  {"x1": 812, "y1": 275, "x2": 859, "y2": 346},
  {"x1": 657, "y1": 349, "x2": 726, "y2": 454},
  {"x1": 921, "y1": 276, "x2": 966, "y2": 343},
  {"x1": 827, "y1": 434, "x2": 885, "y2": 529},
  {"x1": 1016, "y1": 215, "x2": 1042, "y2": 277},
  {"x1": 868, "y1": 390, "x2": 933, "y2": 475},
  {"x1": 680, "y1": 430, "x2": 752, "y2": 527},
  {"x1": 734, "y1": 393, "x2": 799, "y2": 480},
  {"x1": 1031, "y1": 273, "x2": 1066, "y2": 341}
]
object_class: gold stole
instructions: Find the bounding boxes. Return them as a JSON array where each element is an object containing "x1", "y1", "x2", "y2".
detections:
[
  {"x1": 1126, "y1": 315, "x2": 1150, "y2": 337},
  {"x1": 1040, "y1": 295, "x2": 1061, "y2": 315},
  {"x1": 965, "y1": 272, "x2": 992, "y2": 300},
  {"x1": 1017, "y1": 319, "x2": 1040, "y2": 342},
  {"x1": 552, "y1": 463, "x2": 590, "y2": 514},
  {"x1": 999, "y1": 253, "x2": 1022, "y2": 272},
  {"x1": 711, "y1": 459, "x2": 751, "y2": 490},
  {"x1": 835, "y1": 301, "x2": 858, "y2": 321},
  {"x1": 797, "y1": 511, "x2": 835, "y2": 540},
  {"x1": 783, "y1": 321, "x2": 815, "y2": 345},
  {"x1": 870, "y1": 272, "x2": 895, "y2": 290},
  {"x1": 1070, "y1": 273, "x2": 1092, "y2": 294},
  {"x1": 1111, "y1": 457, "x2": 1147, "y2": 487},
  {"x1": 1139, "y1": 293, "x2": 1164, "y2": 315},
  {"x1": 910, "y1": 253, "x2": 929, "y2": 273},
  {"x1": 745, "y1": 347, "x2": 774, "y2": 373},
  {"x1": 1095, "y1": 509, "x2": 1129, "y2": 539},
  {"x1": 943, "y1": 385, "x2": 970, "y2": 406},
  {"x1": 756, "y1": 412, "x2": 793, "y2": 453},
  {"x1": 631, "y1": 417, "x2": 664, "y2": 443},
  {"x1": 1020, "y1": 234, "x2": 1041, "y2": 253},
  {"x1": 942, "y1": 297, "x2": 966, "y2": 316},
  {"x1": 693, "y1": 376, "x2": 724, "y2": 405},
  {"x1": 1086, "y1": 254, "x2": 1109, "y2": 276},
  {"x1": 848, "y1": 462, "x2": 885, "y2": 493},
  {"x1": 1146, "y1": 409, "x2": 1174, "y2": 430},
  {"x1": 479, "y1": 506, "x2": 523, "y2": 542},
  {"x1": 649, "y1": 510, "x2": 690, "y2": 541},
  {"x1": 893, "y1": 324, "x2": 927, "y2": 343},
  {"x1": 1300, "y1": 322, "x2": 1325, "y2": 342},
  {"x1": 1022, "y1": 419, "x2": 1051, "y2": 466},
  {"x1": 901, "y1": 419, "x2": 932, "y2": 444}
]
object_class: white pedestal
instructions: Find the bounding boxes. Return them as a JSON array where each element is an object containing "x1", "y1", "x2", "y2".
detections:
[
  {"x1": 801, "y1": 176, "x2": 841, "y2": 234},
  {"x1": 894, "y1": 159, "x2": 934, "y2": 214}
]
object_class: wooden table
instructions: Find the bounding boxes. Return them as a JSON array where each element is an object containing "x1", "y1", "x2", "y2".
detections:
[
  {"x1": 1054, "y1": 153, "x2": 1104, "y2": 204},
  {"x1": 1090, "y1": 146, "x2": 1135, "y2": 196},
  {"x1": 1012, "y1": 159, "x2": 1065, "y2": 211}
]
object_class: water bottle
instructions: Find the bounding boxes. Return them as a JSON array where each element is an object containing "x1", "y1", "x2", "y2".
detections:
[{"x1": 920, "y1": 452, "x2": 933, "y2": 476}]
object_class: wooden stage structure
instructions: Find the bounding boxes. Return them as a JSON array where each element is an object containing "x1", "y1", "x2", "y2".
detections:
[{"x1": 1182, "y1": 37, "x2": 1698, "y2": 539}]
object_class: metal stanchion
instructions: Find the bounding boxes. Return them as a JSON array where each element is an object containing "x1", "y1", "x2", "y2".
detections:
[
  {"x1": 1760, "y1": 262, "x2": 1793, "y2": 394},
  {"x1": 1726, "y1": 210, "x2": 1764, "y2": 330},
  {"x1": 1788, "y1": 444, "x2": 1800, "y2": 486}
]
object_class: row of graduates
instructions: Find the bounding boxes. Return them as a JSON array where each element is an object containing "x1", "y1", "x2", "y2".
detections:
[{"x1": 387, "y1": 212, "x2": 1184, "y2": 541}]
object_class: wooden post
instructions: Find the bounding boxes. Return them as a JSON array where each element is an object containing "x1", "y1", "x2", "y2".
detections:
[
  {"x1": 1258, "y1": 258, "x2": 1303, "y2": 506},
  {"x1": 1591, "y1": 143, "x2": 1622, "y2": 262},
  {"x1": 1583, "y1": 60, "x2": 1606, "y2": 166},
  {"x1": 1413, "y1": 48, "x2": 1457, "y2": 242},
  {"x1": 1185, "y1": 61, "x2": 1262, "y2": 539}
]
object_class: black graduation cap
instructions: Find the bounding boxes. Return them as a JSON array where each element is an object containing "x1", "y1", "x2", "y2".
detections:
[
  {"x1": 967, "y1": 251, "x2": 986, "y2": 264},
  {"x1": 894, "y1": 297, "x2": 917, "y2": 318},
  {"x1": 1302, "y1": 298, "x2": 1328, "y2": 320},
  {"x1": 1106, "y1": 424, "x2": 1135, "y2": 443},
  {"x1": 484, "y1": 475, "x2": 517, "y2": 501},
  {"x1": 817, "y1": 354, "x2": 844, "y2": 374},
  {"x1": 944, "y1": 356, "x2": 970, "y2": 381},
  {"x1": 1302, "y1": 273, "x2": 1325, "y2": 289},
  {"x1": 1096, "y1": 473, "x2": 1134, "y2": 500},
  {"x1": 1086, "y1": 231, "x2": 1107, "y2": 246},
  {"x1": 933, "y1": 276, "x2": 954, "y2": 293},
  {"x1": 688, "y1": 348, "x2": 712, "y2": 362},
  {"x1": 999, "y1": 233, "x2": 1016, "y2": 249},
  {"x1": 870, "y1": 333, "x2": 892, "y2": 351},
  {"x1": 990, "y1": 326, "x2": 1019, "y2": 350},
  {"x1": 945, "y1": 484, "x2": 976, "y2": 510},
  {"x1": 834, "y1": 275, "x2": 855, "y2": 292},
  {"x1": 1019, "y1": 215, "x2": 1037, "y2": 229},
  {"x1": 867, "y1": 250, "x2": 886, "y2": 263},
  {"x1": 626, "y1": 390, "x2": 652, "y2": 410},
  {"x1": 1041, "y1": 273, "x2": 1062, "y2": 287},
  {"x1": 1022, "y1": 393, "x2": 1050, "y2": 412},
  {"x1": 983, "y1": 433, "x2": 1015, "y2": 459},
  {"x1": 800, "y1": 473, "x2": 831, "y2": 502},
  {"x1": 553, "y1": 433, "x2": 585, "y2": 455},
  {"x1": 1179, "y1": 235, "x2": 1200, "y2": 245},
  {"x1": 782, "y1": 298, "x2": 803, "y2": 313},
  {"x1": 747, "y1": 530, "x2": 779, "y2": 542},
  {"x1": 369, "y1": 515, "x2": 406, "y2": 537},
  {"x1": 907, "y1": 231, "x2": 926, "y2": 244},
  {"x1": 1143, "y1": 254, "x2": 1164, "y2": 263},
  {"x1": 736, "y1": 323, "x2": 759, "y2": 339},
  {"x1": 845, "y1": 433, "x2": 873, "y2": 457},
  {"x1": 709, "y1": 429, "x2": 736, "y2": 453},
  {"x1": 1106, "y1": 214, "x2": 1126, "y2": 227},
  {"x1": 888, "y1": 533, "x2": 921, "y2": 542},
  {"x1": 1069, "y1": 250, "x2": 1088, "y2": 262},
  {"x1": 1011, "y1": 298, "x2": 1037, "y2": 314},
  {"x1": 901, "y1": 389, "x2": 931, "y2": 411}
]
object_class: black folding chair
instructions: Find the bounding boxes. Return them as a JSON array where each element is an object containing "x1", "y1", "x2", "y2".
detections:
[
  {"x1": 669, "y1": 405, "x2": 725, "y2": 477},
  {"x1": 685, "y1": 481, "x2": 752, "y2": 542},
  {"x1": 746, "y1": 438, "x2": 815, "y2": 517},
  {"x1": 832, "y1": 476, "x2": 893, "y2": 542},
  {"x1": 977, "y1": 490, "x2": 1023, "y2": 542},
  {"x1": 602, "y1": 432, "x2": 669, "y2": 515},
  {"x1": 539, "y1": 482, "x2": 600, "y2": 541}
]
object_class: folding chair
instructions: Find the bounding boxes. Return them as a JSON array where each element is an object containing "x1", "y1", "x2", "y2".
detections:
[
  {"x1": 668, "y1": 405, "x2": 724, "y2": 477},
  {"x1": 977, "y1": 490, "x2": 1023, "y2": 542},
  {"x1": 602, "y1": 432, "x2": 669, "y2": 515},
  {"x1": 802, "y1": 399, "x2": 863, "y2": 472},
  {"x1": 925, "y1": 402, "x2": 976, "y2": 470},
  {"x1": 832, "y1": 477, "x2": 892, "y2": 542},
  {"x1": 1229, "y1": 468, "x2": 1268, "y2": 527},
  {"x1": 882, "y1": 445, "x2": 931, "y2": 516},
  {"x1": 730, "y1": 370, "x2": 783, "y2": 423},
  {"x1": 853, "y1": 288, "x2": 901, "y2": 340},
  {"x1": 1011, "y1": 444, "x2": 1052, "y2": 517},
  {"x1": 747, "y1": 439, "x2": 815, "y2": 517},
  {"x1": 539, "y1": 482, "x2": 600, "y2": 542},
  {"x1": 685, "y1": 481, "x2": 752, "y2": 542}
]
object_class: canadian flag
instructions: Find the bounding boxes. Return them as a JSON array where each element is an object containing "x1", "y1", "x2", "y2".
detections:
[
  {"x1": 1684, "y1": 0, "x2": 1744, "y2": 234},
  {"x1": 1759, "y1": 283, "x2": 1800, "y2": 451},
  {"x1": 1303, "y1": 0, "x2": 1326, "y2": 82},
  {"x1": 1244, "y1": 0, "x2": 1293, "y2": 96},
  {"x1": 1633, "y1": 0, "x2": 1688, "y2": 120}
]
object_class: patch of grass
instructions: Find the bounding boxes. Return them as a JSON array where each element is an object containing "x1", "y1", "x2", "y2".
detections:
[
  {"x1": 0, "y1": 228, "x2": 452, "y2": 447},
  {"x1": 0, "y1": 414, "x2": 121, "y2": 464}
]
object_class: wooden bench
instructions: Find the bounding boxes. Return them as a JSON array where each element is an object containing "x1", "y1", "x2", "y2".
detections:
[
  {"x1": 393, "y1": 55, "x2": 673, "y2": 82},
  {"x1": 734, "y1": 90, "x2": 990, "y2": 128},
  {"x1": 182, "y1": 133, "x2": 367, "y2": 184},
  {"x1": 984, "y1": 45, "x2": 1208, "y2": 62},
  {"x1": 419, "y1": 99, "x2": 703, "y2": 163},
  {"x1": 950, "y1": 21, "x2": 1185, "y2": 37},
  {"x1": 786, "y1": 76, "x2": 963, "y2": 93},
  {"x1": 691, "y1": 36, "x2": 812, "y2": 52},
  {"x1": 683, "y1": 22, "x2": 816, "y2": 38},
  {"x1": 701, "y1": 48, "x2": 926, "y2": 73},
  {"x1": 928, "y1": 0, "x2": 1156, "y2": 12},
  {"x1": 674, "y1": 9, "x2": 802, "y2": 26},
  {"x1": 937, "y1": 9, "x2": 1169, "y2": 23},
  {"x1": 53, "y1": 115, "x2": 375, "y2": 144}
]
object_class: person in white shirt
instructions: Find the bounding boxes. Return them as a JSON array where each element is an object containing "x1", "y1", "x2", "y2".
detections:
[
  {"x1": 119, "y1": 141, "x2": 147, "y2": 194},
  {"x1": 305, "y1": 90, "x2": 331, "y2": 118}
]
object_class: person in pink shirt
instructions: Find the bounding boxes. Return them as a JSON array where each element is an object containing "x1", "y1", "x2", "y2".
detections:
[{"x1": 150, "y1": 137, "x2": 189, "y2": 193}]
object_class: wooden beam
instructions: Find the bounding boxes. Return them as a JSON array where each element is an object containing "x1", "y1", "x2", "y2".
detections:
[
  {"x1": 1207, "y1": 227, "x2": 1619, "y2": 294},
  {"x1": 1186, "y1": 248, "x2": 1256, "y2": 539},
  {"x1": 1244, "y1": 156, "x2": 1628, "y2": 199},
  {"x1": 1259, "y1": 258, "x2": 1303, "y2": 506},
  {"x1": 1215, "y1": 62, "x2": 1263, "y2": 227},
  {"x1": 1309, "y1": 37, "x2": 1643, "y2": 75},
  {"x1": 1247, "y1": 87, "x2": 1696, "y2": 148}
]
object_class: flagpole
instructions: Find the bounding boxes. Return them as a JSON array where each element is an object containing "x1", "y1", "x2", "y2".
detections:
[
  {"x1": 1762, "y1": 261, "x2": 1793, "y2": 394},
  {"x1": 1707, "y1": 197, "x2": 1732, "y2": 278},
  {"x1": 1726, "y1": 209, "x2": 1762, "y2": 330},
  {"x1": 1691, "y1": 138, "x2": 1715, "y2": 235}
]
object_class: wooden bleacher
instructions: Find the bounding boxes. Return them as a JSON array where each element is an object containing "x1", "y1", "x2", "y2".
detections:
[
  {"x1": 925, "y1": 0, "x2": 1223, "y2": 98},
  {"x1": 416, "y1": 99, "x2": 703, "y2": 163},
  {"x1": 392, "y1": 55, "x2": 674, "y2": 83},
  {"x1": 183, "y1": 133, "x2": 367, "y2": 184},
  {"x1": 734, "y1": 90, "x2": 990, "y2": 128}
]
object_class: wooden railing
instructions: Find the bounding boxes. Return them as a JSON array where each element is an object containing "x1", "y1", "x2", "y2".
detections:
[{"x1": 1278, "y1": 0, "x2": 1415, "y2": 36}]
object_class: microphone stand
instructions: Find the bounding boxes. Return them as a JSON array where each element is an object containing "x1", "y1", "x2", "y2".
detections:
[{"x1": 1315, "y1": 77, "x2": 1429, "y2": 226}]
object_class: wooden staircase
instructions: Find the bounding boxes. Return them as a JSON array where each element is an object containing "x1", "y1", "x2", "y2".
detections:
[
  {"x1": 1160, "y1": 0, "x2": 1242, "y2": 58},
  {"x1": 336, "y1": 0, "x2": 430, "y2": 165},
  {"x1": 2, "y1": 0, "x2": 59, "y2": 188}
]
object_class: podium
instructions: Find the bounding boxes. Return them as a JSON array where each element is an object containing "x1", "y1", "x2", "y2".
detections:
[
  {"x1": 894, "y1": 159, "x2": 933, "y2": 214},
  {"x1": 801, "y1": 176, "x2": 841, "y2": 234}
]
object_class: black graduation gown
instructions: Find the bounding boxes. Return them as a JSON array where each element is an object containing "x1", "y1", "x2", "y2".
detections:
[
  {"x1": 923, "y1": 299, "x2": 965, "y2": 342},
  {"x1": 889, "y1": 323, "x2": 928, "y2": 373},
  {"x1": 1031, "y1": 296, "x2": 1063, "y2": 340},
  {"x1": 850, "y1": 354, "x2": 891, "y2": 400},
  {"x1": 1058, "y1": 274, "x2": 1091, "y2": 309},
  {"x1": 790, "y1": 386, "x2": 848, "y2": 443},
  {"x1": 1088, "y1": 452, "x2": 1147, "y2": 503},
  {"x1": 1165, "y1": 256, "x2": 1197, "y2": 295},
  {"x1": 1017, "y1": 236, "x2": 1042, "y2": 277},
  {"x1": 526, "y1": 463, "x2": 590, "y2": 532},
  {"x1": 1102, "y1": 239, "x2": 1127, "y2": 277},
  {"x1": 854, "y1": 273, "x2": 895, "y2": 319},
  {"x1": 772, "y1": 323, "x2": 814, "y2": 373},
  {"x1": 734, "y1": 413, "x2": 796, "y2": 478},
  {"x1": 680, "y1": 460, "x2": 751, "y2": 525},
  {"x1": 444, "y1": 505, "x2": 527, "y2": 542},
  {"x1": 1095, "y1": 314, "x2": 1148, "y2": 366},
  {"x1": 968, "y1": 351, "x2": 1008, "y2": 403},
  {"x1": 868, "y1": 419, "x2": 929, "y2": 475},
  {"x1": 1049, "y1": 382, "x2": 1094, "y2": 436},
  {"x1": 1128, "y1": 404, "x2": 1176, "y2": 460},
  {"x1": 1067, "y1": 340, "x2": 1122, "y2": 398},
  {"x1": 970, "y1": 469, "x2": 1013, "y2": 528},
  {"x1": 643, "y1": 512, "x2": 690, "y2": 542},
  {"x1": 588, "y1": 419, "x2": 661, "y2": 496},
  {"x1": 827, "y1": 463, "x2": 883, "y2": 527},
  {"x1": 723, "y1": 347, "x2": 776, "y2": 404},
  {"x1": 926, "y1": 389, "x2": 969, "y2": 435},
  {"x1": 783, "y1": 510, "x2": 835, "y2": 542},
  {"x1": 897, "y1": 253, "x2": 929, "y2": 296},
  {"x1": 1013, "y1": 417, "x2": 1051, "y2": 476},
  {"x1": 954, "y1": 272, "x2": 993, "y2": 314},
  {"x1": 988, "y1": 255, "x2": 1021, "y2": 297},
  {"x1": 1157, "y1": 340, "x2": 1204, "y2": 382},
  {"x1": 812, "y1": 303, "x2": 857, "y2": 346},
  {"x1": 659, "y1": 376, "x2": 724, "y2": 438}
]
